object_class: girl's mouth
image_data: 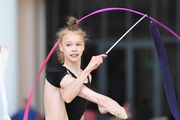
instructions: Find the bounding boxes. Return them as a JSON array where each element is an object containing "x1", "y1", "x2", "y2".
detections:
[{"x1": 70, "y1": 53, "x2": 78, "y2": 57}]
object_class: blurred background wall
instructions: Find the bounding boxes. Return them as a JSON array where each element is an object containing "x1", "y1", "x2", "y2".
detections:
[
  {"x1": 0, "y1": 0, "x2": 45, "y2": 119},
  {"x1": 0, "y1": 0, "x2": 180, "y2": 120}
]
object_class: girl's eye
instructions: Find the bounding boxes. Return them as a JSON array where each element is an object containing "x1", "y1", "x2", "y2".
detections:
[
  {"x1": 77, "y1": 43, "x2": 81, "y2": 46},
  {"x1": 67, "y1": 44, "x2": 71, "y2": 46}
]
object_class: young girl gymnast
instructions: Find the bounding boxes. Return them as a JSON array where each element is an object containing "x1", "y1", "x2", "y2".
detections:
[{"x1": 44, "y1": 16, "x2": 128, "y2": 120}]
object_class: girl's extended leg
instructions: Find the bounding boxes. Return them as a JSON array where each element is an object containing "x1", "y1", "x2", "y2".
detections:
[{"x1": 44, "y1": 79, "x2": 68, "y2": 120}]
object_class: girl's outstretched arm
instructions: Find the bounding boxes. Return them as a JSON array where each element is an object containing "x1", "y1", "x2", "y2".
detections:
[{"x1": 77, "y1": 84, "x2": 128, "y2": 119}]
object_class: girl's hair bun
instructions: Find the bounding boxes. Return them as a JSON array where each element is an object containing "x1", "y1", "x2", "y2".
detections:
[{"x1": 66, "y1": 16, "x2": 77, "y2": 26}]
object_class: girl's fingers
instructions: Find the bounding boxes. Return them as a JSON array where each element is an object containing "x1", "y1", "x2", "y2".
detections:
[
  {"x1": 98, "y1": 54, "x2": 107, "y2": 63},
  {"x1": 99, "y1": 54, "x2": 107, "y2": 58},
  {"x1": 93, "y1": 54, "x2": 107, "y2": 64},
  {"x1": 88, "y1": 54, "x2": 107, "y2": 71}
]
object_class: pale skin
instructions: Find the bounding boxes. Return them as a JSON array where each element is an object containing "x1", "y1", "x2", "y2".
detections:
[{"x1": 44, "y1": 31, "x2": 127, "y2": 120}]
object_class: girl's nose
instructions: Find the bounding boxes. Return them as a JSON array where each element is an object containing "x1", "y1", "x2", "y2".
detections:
[{"x1": 72, "y1": 45, "x2": 77, "y2": 51}]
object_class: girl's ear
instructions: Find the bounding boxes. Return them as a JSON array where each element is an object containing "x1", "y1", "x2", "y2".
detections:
[
  {"x1": 82, "y1": 45, "x2": 85, "y2": 52},
  {"x1": 59, "y1": 43, "x2": 63, "y2": 52},
  {"x1": 82, "y1": 42, "x2": 85, "y2": 51}
]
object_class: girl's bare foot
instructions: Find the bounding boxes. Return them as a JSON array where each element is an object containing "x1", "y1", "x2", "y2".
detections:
[{"x1": 98, "y1": 97, "x2": 128, "y2": 119}]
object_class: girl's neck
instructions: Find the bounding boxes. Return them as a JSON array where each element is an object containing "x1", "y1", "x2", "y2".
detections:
[{"x1": 63, "y1": 60, "x2": 81, "y2": 74}]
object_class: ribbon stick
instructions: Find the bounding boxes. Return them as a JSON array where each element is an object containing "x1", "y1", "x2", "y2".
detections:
[
  {"x1": 150, "y1": 21, "x2": 180, "y2": 120},
  {"x1": 0, "y1": 46, "x2": 11, "y2": 120},
  {"x1": 106, "y1": 14, "x2": 147, "y2": 54}
]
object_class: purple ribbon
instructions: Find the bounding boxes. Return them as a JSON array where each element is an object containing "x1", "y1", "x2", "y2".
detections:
[
  {"x1": 78, "y1": 7, "x2": 180, "y2": 40},
  {"x1": 150, "y1": 21, "x2": 180, "y2": 120}
]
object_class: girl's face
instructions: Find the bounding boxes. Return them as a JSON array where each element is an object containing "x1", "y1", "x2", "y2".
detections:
[{"x1": 60, "y1": 32, "x2": 85, "y2": 63}]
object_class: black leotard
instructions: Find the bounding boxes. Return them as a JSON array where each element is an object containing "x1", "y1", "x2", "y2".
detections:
[{"x1": 46, "y1": 64, "x2": 91, "y2": 120}]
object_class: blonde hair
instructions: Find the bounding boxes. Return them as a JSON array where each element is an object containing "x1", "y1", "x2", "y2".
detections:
[{"x1": 55, "y1": 16, "x2": 88, "y2": 64}]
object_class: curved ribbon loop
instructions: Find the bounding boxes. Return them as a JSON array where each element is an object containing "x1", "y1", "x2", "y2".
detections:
[
  {"x1": 23, "y1": 41, "x2": 59, "y2": 120},
  {"x1": 78, "y1": 7, "x2": 180, "y2": 40},
  {"x1": 23, "y1": 7, "x2": 180, "y2": 120}
]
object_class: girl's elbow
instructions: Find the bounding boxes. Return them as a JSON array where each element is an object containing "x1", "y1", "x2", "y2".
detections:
[
  {"x1": 62, "y1": 94, "x2": 73, "y2": 103},
  {"x1": 61, "y1": 89, "x2": 73, "y2": 103},
  {"x1": 64, "y1": 98, "x2": 72, "y2": 103}
]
